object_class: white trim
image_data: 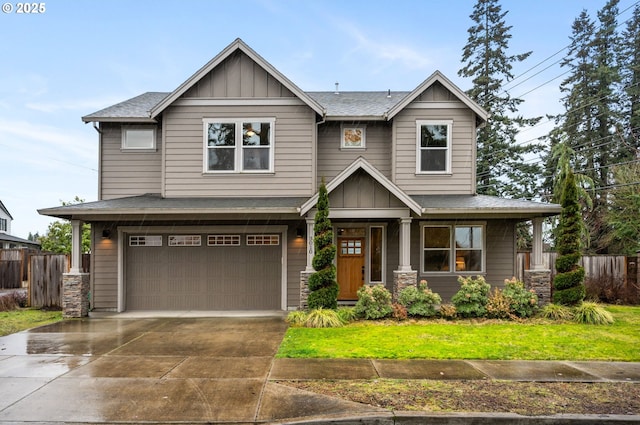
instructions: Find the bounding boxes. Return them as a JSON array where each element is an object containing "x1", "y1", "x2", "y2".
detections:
[
  {"x1": 340, "y1": 124, "x2": 367, "y2": 149},
  {"x1": 416, "y1": 120, "x2": 453, "y2": 175},
  {"x1": 174, "y1": 98, "x2": 306, "y2": 107},
  {"x1": 117, "y1": 225, "x2": 288, "y2": 312},
  {"x1": 121, "y1": 127, "x2": 156, "y2": 151},
  {"x1": 299, "y1": 157, "x2": 422, "y2": 216},
  {"x1": 203, "y1": 118, "x2": 275, "y2": 174},
  {"x1": 368, "y1": 224, "x2": 386, "y2": 284},
  {"x1": 420, "y1": 222, "x2": 486, "y2": 275},
  {"x1": 308, "y1": 208, "x2": 410, "y2": 219}
]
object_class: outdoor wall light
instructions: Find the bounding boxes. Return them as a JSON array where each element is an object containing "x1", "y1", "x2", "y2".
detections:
[
  {"x1": 296, "y1": 228, "x2": 304, "y2": 239},
  {"x1": 101, "y1": 229, "x2": 112, "y2": 239}
]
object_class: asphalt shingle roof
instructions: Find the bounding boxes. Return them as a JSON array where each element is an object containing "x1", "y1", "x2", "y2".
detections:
[{"x1": 82, "y1": 92, "x2": 169, "y2": 122}]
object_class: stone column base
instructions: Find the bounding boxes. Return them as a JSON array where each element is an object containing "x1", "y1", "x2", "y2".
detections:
[
  {"x1": 524, "y1": 269, "x2": 552, "y2": 306},
  {"x1": 392, "y1": 270, "x2": 417, "y2": 302},
  {"x1": 62, "y1": 273, "x2": 90, "y2": 318},
  {"x1": 299, "y1": 271, "x2": 313, "y2": 310}
]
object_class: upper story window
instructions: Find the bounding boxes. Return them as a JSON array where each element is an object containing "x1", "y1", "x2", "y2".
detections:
[
  {"x1": 416, "y1": 120, "x2": 452, "y2": 174},
  {"x1": 122, "y1": 127, "x2": 156, "y2": 151},
  {"x1": 421, "y1": 223, "x2": 484, "y2": 273},
  {"x1": 204, "y1": 119, "x2": 274, "y2": 173},
  {"x1": 341, "y1": 125, "x2": 366, "y2": 149},
  {"x1": 0, "y1": 218, "x2": 7, "y2": 232}
]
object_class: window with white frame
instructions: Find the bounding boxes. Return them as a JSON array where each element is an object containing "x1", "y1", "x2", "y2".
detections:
[
  {"x1": 168, "y1": 235, "x2": 202, "y2": 246},
  {"x1": 204, "y1": 119, "x2": 274, "y2": 173},
  {"x1": 422, "y1": 224, "x2": 484, "y2": 273},
  {"x1": 246, "y1": 234, "x2": 280, "y2": 246},
  {"x1": 0, "y1": 218, "x2": 7, "y2": 232},
  {"x1": 129, "y1": 235, "x2": 162, "y2": 246},
  {"x1": 416, "y1": 120, "x2": 452, "y2": 173},
  {"x1": 341, "y1": 125, "x2": 366, "y2": 149},
  {"x1": 122, "y1": 128, "x2": 156, "y2": 150},
  {"x1": 208, "y1": 235, "x2": 240, "y2": 246}
]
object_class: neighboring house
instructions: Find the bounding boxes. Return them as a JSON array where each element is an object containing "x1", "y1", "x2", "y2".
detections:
[
  {"x1": 0, "y1": 200, "x2": 41, "y2": 249},
  {"x1": 40, "y1": 39, "x2": 559, "y2": 313}
]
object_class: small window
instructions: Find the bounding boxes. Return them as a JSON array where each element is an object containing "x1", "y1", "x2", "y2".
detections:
[
  {"x1": 168, "y1": 235, "x2": 202, "y2": 246},
  {"x1": 0, "y1": 218, "x2": 7, "y2": 232},
  {"x1": 416, "y1": 120, "x2": 452, "y2": 173},
  {"x1": 122, "y1": 128, "x2": 156, "y2": 150},
  {"x1": 129, "y1": 235, "x2": 162, "y2": 246},
  {"x1": 246, "y1": 234, "x2": 280, "y2": 246},
  {"x1": 208, "y1": 235, "x2": 241, "y2": 246},
  {"x1": 341, "y1": 125, "x2": 366, "y2": 149}
]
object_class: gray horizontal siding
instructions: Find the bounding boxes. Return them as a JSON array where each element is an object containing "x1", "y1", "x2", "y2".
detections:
[
  {"x1": 393, "y1": 107, "x2": 475, "y2": 195},
  {"x1": 287, "y1": 223, "x2": 307, "y2": 308},
  {"x1": 317, "y1": 122, "x2": 391, "y2": 184},
  {"x1": 91, "y1": 223, "x2": 118, "y2": 310},
  {"x1": 163, "y1": 105, "x2": 315, "y2": 197},
  {"x1": 100, "y1": 123, "x2": 162, "y2": 200}
]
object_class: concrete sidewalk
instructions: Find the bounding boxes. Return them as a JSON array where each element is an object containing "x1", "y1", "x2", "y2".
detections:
[{"x1": 0, "y1": 317, "x2": 638, "y2": 424}]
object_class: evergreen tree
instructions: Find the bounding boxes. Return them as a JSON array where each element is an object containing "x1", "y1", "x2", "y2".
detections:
[
  {"x1": 553, "y1": 170, "x2": 586, "y2": 305},
  {"x1": 621, "y1": 4, "x2": 640, "y2": 150},
  {"x1": 604, "y1": 162, "x2": 640, "y2": 255},
  {"x1": 307, "y1": 182, "x2": 338, "y2": 309},
  {"x1": 458, "y1": 0, "x2": 542, "y2": 199}
]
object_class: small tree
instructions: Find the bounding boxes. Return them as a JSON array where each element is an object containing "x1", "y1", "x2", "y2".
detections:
[
  {"x1": 307, "y1": 182, "x2": 338, "y2": 309},
  {"x1": 39, "y1": 197, "x2": 91, "y2": 254},
  {"x1": 553, "y1": 170, "x2": 586, "y2": 305}
]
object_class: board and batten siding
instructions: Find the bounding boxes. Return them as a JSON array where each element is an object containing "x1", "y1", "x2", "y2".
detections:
[
  {"x1": 411, "y1": 220, "x2": 516, "y2": 301},
  {"x1": 317, "y1": 122, "x2": 392, "y2": 184},
  {"x1": 99, "y1": 123, "x2": 162, "y2": 200},
  {"x1": 393, "y1": 106, "x2": 476, "y2": 195},
  {"x1": 162, "y1": 104, "x2": 316, "y2": 197},
  {"x1": 91, "y1": 223, "x2": 118, "y2": 310}
]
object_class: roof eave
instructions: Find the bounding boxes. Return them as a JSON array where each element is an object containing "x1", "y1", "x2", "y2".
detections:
[{"x1": 81, "y1": 116, "x2": 158, "y2": 123}]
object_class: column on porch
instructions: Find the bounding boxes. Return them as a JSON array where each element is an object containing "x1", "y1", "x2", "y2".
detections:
[
  {"x1": 392, "y1": 217, "x2": 417, "y2": 301},
  {"x1": 524, "y1": 217, "x2": 552, "y2": 305},
  {"x1": 299, "y1": 217, "x2": 315, "y2": 308},
  {"x1": 62, "y1": 219, "x2": 90, "y2": 318}
]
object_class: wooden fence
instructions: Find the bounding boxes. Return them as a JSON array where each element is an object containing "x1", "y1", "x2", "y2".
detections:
[
  {"x1": 517, "y1": 252, "x2": 639, "y2": 304},
  {"x1": 0, "y1": 248, "x2": 39, "y2": 289}
]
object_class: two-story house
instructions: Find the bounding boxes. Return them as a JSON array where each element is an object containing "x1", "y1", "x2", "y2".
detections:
[
  {"x1": 0, "y1": 200, "x2": 40, "y2": 249},
  {"x1": 40, "y1": 39, "x2": 559, "y2": 315}
]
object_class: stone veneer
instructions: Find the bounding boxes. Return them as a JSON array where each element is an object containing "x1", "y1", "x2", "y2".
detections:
[
  {"x1": 392, "y1": 270, "x2": 417, "y2": 302},
  {"x1": 62, "y1": 273, "x2": 90, "y2": 318},
  {"x1": 524, "y1": 269, "x2": 552, "y2": 306},
  {"x1": 299, "y1": 271, "x2": 313, "y2": 309}
]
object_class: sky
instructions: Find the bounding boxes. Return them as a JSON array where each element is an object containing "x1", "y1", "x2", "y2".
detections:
[{"x1": 1, "y1": 0, "x2": 636, "y2": 239}]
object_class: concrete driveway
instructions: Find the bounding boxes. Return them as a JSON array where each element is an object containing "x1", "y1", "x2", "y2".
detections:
[{"x1": 0, "y1": 316, "x2": 379, "y2": 424}]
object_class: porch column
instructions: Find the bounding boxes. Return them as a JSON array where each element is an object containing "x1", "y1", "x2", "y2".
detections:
[
  {"x1": 531, "y1": 217, "x2": 544, "y2": 270},
  {"x1": 398, "y1": 217, "x2": 412, "y2": 272},
  {"x1": 69, "y1": 219, "x2": 83, "y2": 273},
  {"x1": 305, "y1": 217, "x2": 315, "y2": 272},
  {"x1": 524, "y1": 217, "x2": 552, "y2": 305},
  {"x1": 393, "y1": 217, "x2": 417, "y2": 301}
]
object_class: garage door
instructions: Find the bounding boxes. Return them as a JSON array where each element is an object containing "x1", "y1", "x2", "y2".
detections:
[{"x1": 125, "y1": 233, "x2": 282, "y2": 310}]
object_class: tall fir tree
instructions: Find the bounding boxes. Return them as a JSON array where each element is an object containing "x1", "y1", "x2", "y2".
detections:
[
  {"x1": 621, "y1": 4, "x2": 640, "y2": 150},
  {"x1": 458, "y1": 0, "x2": 542, "y2": 199},
  {"x1": 307, "y1": 182, "x2": 339, "y2": 309}
]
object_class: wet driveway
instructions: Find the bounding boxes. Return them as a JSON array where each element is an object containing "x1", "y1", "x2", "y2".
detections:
[{"x1": 0, "y1": 316, "x2": 380, "y2": 424}]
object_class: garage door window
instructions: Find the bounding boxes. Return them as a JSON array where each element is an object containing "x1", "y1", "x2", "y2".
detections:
[
  {"x1": 168, "y1": 235, "x2": 202, "y2": 246},
  {"x1": 246, "y1": 235, "x2": 280, "y2": 245},
  {"x1": 208, "y1": 235, "x2": 241, "y2": 246},
  {"x1": 129, "y1": 235, "x2": 162, "y2": 246}
]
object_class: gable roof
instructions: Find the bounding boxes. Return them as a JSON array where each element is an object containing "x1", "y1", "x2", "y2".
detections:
[
  {"x1": 0, "y1": 200, "x2": 13, "y2": 220},
  {"x1": 149, "y1": 38, "x2": 325, "y2": 118},
  {"x1": 386, "y1": 70, "x2": 489, "y2": 121},
  {"x1": 299, "y1": 157, "x2": 423, "y2": 216}
]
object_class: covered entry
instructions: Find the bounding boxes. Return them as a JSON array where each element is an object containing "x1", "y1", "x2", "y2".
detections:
[{"x1": 124, "y1": 231, "x2": 283, "y2": 311}]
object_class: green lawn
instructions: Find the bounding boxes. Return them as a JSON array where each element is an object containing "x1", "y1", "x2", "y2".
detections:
[
  {"x1": 277, "y1": 305, "x2": 640, "y2": 361},
  {"x1": 0, "y1": 309, "x2": 63, "y2": 336}
]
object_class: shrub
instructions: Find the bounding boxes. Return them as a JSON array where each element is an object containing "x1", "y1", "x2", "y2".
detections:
[
  {"x1": 392, "y1": 303, "x2": 408, "y2": 321},
  {"x1": 11, "y1": 291, "x2": 28, "y2": 308},
  {"x1": 285, "y1": 310, "x2": 308, "y2": 327},
  {"x1": 486, "y1": 288, "x2": 513, "y2": 319},
  {"x1": 572, "y1": 302, "x2": 614, "y2": 325},
  {"x1": 503, "y1": 277, "x2": 538, "y2": 318},
  {"x1": 354, "y1": 284, "x2": 393, "y2": 320},
  {"x1": 0, "y1": 295, "x2": 18, "y2": 312},
  {"x1": 553, "y1": 284, "x2": 586, "y2": 306},
  {"x1": 305, "y1": 308, "x2": 344, "y2": 328},
  {"x1": 439, "y1": 303, "x2": 457, "y2": 319},
  {"x1": 540, "y1": 303, "x2": 574, "y2": 321},
  {"x1": 451, "y1": 275, "x2": 491, "y2": 318},
  {"x1": 336, "y1": 307, "x2": 357, "y2": 324},
  {"x1": 398, "y1": 280, "x2": 442, "y2": 317}
]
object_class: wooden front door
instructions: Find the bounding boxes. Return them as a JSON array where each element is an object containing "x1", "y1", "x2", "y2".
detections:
[{"x1": 337, "y1": 237, "x2": 365, "y2": 300}]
